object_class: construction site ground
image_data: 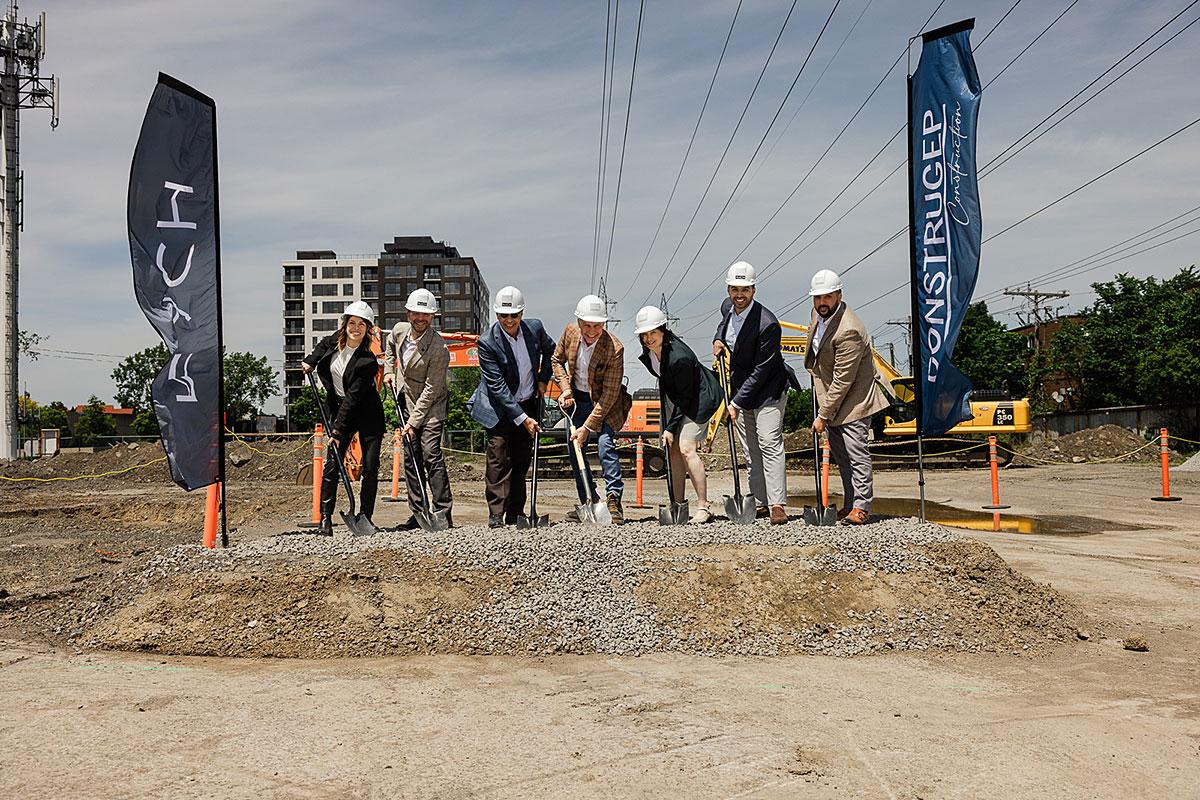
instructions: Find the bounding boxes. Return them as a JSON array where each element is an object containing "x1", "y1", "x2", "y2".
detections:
[{"x1": 1, "y1": 442, "x2": 1198, "y2": 798}]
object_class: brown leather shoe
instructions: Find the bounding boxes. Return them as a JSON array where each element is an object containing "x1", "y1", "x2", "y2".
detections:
[
  {"x1": 836, "y1": 507, "x2": 852, "y2": 520},
  {"x1": 756, "y1": 506, "x2": 770, "y2": 519},
  {"x1": 769, "y1": 505, "x2": 788, "y2": 525},
  {"x1": 844, "y1": 508, "x2": 869, "y2": 525}
]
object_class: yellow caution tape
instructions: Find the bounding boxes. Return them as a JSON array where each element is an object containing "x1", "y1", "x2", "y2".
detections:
[{"x1": 997, "y1": 438, "x2": 1158, "y2": 465}]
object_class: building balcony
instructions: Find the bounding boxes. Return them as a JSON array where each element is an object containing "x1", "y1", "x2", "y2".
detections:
[
  {"x1": 283, "y1": 290, "x2": 305, "y2": 300},
  {"x1": 284, "y1": 324, "x2": 305, "y2": 335}
]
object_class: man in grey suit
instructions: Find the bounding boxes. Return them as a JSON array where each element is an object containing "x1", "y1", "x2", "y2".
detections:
[
  {"x1": 469, "y1": 286, "x2": 555, "y2": 528},
  {"x1": 384, "y1": 288, "x2": 453, "y2": 529},
  {"x1": 804, "y1": 269, "x2": 889, "y2": 524}
]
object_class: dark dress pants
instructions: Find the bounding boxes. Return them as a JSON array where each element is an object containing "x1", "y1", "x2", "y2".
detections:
[
  {"x1": 485, "y1": 398, "x2": 540, "y2": 522},
  {"x1": 321, "y1": 422, "x2": 383, "y2": 521}
]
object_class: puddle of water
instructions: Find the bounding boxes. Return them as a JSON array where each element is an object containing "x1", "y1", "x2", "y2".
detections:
[{"x1": 786, "y1": 493, "x2": 1141, "y2": 536}]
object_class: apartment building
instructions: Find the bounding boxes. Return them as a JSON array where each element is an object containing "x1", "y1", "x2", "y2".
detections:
[{"x1": 282, "y1": 237, "x2": 489, "y2": 402}]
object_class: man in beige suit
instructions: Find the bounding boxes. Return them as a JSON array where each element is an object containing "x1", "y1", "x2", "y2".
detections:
[
  {"x1": 384, "y1": 289, "x2": 453, "y2": 529},
  {"x1": 804, "y1": 269, "x2": 889, "y2": 524}
]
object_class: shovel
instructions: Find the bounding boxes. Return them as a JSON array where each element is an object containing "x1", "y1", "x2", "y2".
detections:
[
  {"x1": 563, "y1": 405, "x2": 612, "y2": 525},
  {"x1": 306, "y1": 371, "x2": 376, "y2": 537},
  {"x1": 387, "y1": 381, "x2": 450, "y2": 532},
  {"x1": 802, "y1": 384, "x2": 838, "y2": 526},
  {"x1": 657, "y1": 435, "x2": 690, "y2": 525},
  {"x1": 716, "y1": 355, "x2": 758, "y2": 525},
  {"x1": 517, "y1": 395, "x2": 550, "y2": 529}
]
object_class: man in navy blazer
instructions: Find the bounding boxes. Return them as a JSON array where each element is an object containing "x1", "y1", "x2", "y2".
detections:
[
  {"x1": 470, "y1": 285, "x2": 555, "y2": 527},
  {"x1": 713, "y1": 261, "x2": 793, "y2": 525}
]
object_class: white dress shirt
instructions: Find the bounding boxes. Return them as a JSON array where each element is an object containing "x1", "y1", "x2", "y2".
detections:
[
  {"x1": 812, "y1": 314, "x2": 831, "y2": 354},
  {"x1": 504, "y1": 326, "x2": 536, "y2": 425},
  {"x1": 574, "y1": 336, "x2": 597, "y2": 393},
  {"x1": 330, "y1": 346, "x2": 354, "y2": 398}
]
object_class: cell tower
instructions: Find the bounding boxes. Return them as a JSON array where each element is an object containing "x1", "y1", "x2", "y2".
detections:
[{"x1": 0, "y1": 2, "x2": 58, "y2": 459}]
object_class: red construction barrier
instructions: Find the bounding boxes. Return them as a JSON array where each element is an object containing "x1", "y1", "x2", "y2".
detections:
[
  {"x1": 202, "y1": 481, "x2": 220, "y2": 549},
  {"x1": 384, "y1": 428, "x2": 404, "y2": 502}
]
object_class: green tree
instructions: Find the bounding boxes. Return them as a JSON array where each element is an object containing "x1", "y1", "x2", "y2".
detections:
[
  {"x1": 74, "y1": 396, "x2": 117, "y2": 446},
  {"x1": 112, "y1": 345, "x2": 280, "y2": 425},
  {"x1": 446, "y1": 367, "x2": 482, "y2": 431},
  {"x1": 112, "y1": 343, "x2": 168, "y2": 413},
  {"x1": 40, "y1": 401, "x2": 70, "y2": 435},
  {"x1": 223, "y1": 351, "x2": 279, "y2": 424},
  {"x1": 953, "y1": 301, "x2": 1030, "y2": 395},
  {"x1": 783, "y1": 388, "x2": 814, "y2": 431},
  {"x1": 287, "y1": 384, "x2": 326, "y2": 432},
  {"x1": 1046, "y1": 267, "x2": 1200, "y2": 408}
]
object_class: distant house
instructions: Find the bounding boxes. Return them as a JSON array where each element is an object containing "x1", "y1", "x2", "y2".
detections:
[
  {"x1": 66, "y1": 404, "x2": 137, "y2": 437},
  {"x1": 1011, "y1": 315, "x2": 1084, "y2": 409}
]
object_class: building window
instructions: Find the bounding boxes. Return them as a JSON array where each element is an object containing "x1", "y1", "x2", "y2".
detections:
[
  {"x1": 284, "y1": 266, "x2": 303, "y2": 282},
  {"x1": 311, "y1": 266, "x2": 318, "y2": 279},
  {"x1": 343, "y1": 283, "x2": 354, "y2": 295},
  {"x1": 313, "y1": 319, "x2": 338, "y2": 331},
  {"x1": 311, "y1": 302, "x2": 318, "y2": 313},
  {"x1": 321, "y1": 302, "x2": 344, "y2": 314},
  {"x1": 445, "y1": 298, "x2": 472, "y2": 312},
  {"x1": 424, "y1": 281, "x2": 439, "y2": 293},
  {"x1": 444, "y1": 264, "x2": 470, "y2": 278},
  {"x1": 385, "y1": 282, "x2": 405, "y2": 295},
  {"x1": 322, "y1": 266, "x2": 353, "y2": 279},
  {"x1": 362, "y1": 267, "x2": 378, "y2": 281},
  {"x1": 407, "y1": 266, "x2": 419, "y2": 278},
  {"x1": 384, "y1": 265, "x2": 404, "y2": 279},
  {"x1": 311, "y1": 283, "x2": 338, "y2": 296},
  {"x1": 385, "y1": 299, "x2": 406, "y2": 313},
  {"x1": 362, "y1": 284, "x2": 378, "y2": 298},
  {"x1": 424, "y1": 266, "x2": 441, "y2": 280},
  {"x1": 444, "y1": 281, "x2": 463, "y2": 294}
]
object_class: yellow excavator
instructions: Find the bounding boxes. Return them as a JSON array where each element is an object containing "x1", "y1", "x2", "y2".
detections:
[{"x1": 706, "y1": 320, "x2": 1031, "y2": 465}]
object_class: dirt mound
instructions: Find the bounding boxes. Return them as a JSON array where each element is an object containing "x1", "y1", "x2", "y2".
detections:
[
  {"x1": 23, "y1": 520, "x2": 1080, "y2": 659},
  {"x1": 1017, "y1": 424, "x2": 1174, "y2": 465}
]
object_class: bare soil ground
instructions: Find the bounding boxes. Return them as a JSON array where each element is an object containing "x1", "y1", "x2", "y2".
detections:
[{"x1": 0, "y1": 448, "x2": 1197, "y2": 798}]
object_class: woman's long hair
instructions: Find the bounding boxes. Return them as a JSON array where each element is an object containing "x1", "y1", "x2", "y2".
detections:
[
  {"x1": 335, "y1": 315, "x2": 376, "y2": 352},
  {"x1": 638, "y1": 325, "x2": 673, "y2": 353}
]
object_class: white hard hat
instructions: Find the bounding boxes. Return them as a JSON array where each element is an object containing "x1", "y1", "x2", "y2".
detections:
[
  {"x1": 493, "y1": 285, "x2": 526, "y2": 314},
  {"x1": 808, "y1": 269, "x2": 843, "y2": 296},
  {"x1": 574, "y1": 294, "x2": 608, "y2": 323},
  {"x1": 725, "y1": 260, "x2": 757, "y2": 287},
  {"x1": 634, "y1": 306, "x2": 668, "y2": 335},
  {"x1": 340, "y1": 299, "x2": 375, "y2": 327},
  {"x1": 405, "y1": 288, "x2": 439, "y2": 314}
]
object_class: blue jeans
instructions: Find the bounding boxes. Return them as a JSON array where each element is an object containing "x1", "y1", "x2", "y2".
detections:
[{"x1": 569, "y1": 390, "x2": 623, "y2": 500}]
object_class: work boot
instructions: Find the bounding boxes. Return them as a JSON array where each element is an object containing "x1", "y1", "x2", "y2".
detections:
[
  {"x1": 398, "y1": 516, "x2": 420, "y2": 531},
  {"x1": 607, "y1": 494, "x2": 624, "y2": 524},
  {"x1": 488, "y1": 515, "x2": 505, "y2": 529},
  {"x1": 769, "y1": 505, "x2": 788, "y2": 525},
  {"x1": 318, "y1": 515, "x2": 333, "y2": 536},
  {"x1": 844, "y1": 508, "x2": 869, "y2": 525},
  {"x1": 564, "y1": 508, "x2": 582, "y2": 523}
]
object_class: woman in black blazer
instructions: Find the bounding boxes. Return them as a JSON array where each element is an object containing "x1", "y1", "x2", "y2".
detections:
[
  {"x1": 634, "y1": 306, "x2": 723, "y2": 523},
  {"x1": 302, "y1": 300, "x2": 385, "y2": 533}
]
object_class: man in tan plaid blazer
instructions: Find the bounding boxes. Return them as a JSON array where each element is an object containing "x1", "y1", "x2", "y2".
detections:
[{"x1": 551, "y1": 294, "x2": 632, "y2": 523}]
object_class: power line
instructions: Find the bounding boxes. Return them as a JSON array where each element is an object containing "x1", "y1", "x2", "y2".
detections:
[
  {"x1": 659, "y1": 0, "x2": 844, "y2": 306},
  {"x1": 633, "y1": 0, "x2": 802, "y2": 306},
  {"x1": 616, "y1": 0, "x2": 743, "y2": 302},
  {"x1": 600, "y1": 0, "x2": 646, "y2": 292},
  {"x1": 590, "y1": 0, "x2": 617, "y2": 292}
]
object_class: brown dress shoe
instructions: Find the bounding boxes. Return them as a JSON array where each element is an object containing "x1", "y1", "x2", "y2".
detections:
[
  {"x1": 756, "y1": 506, "x2": 770, "y2": 519},
  {"x1": 844, "y1": 508, "x2": 869, "y2": 525},
  {"x1": 769, "y1": 504, "x2": 788, "y2": 525},
  {"x1": 836, "y1": 507, "x2": 851, "y2": 520}
]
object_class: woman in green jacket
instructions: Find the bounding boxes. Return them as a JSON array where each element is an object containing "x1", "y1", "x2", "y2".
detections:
[{"x1": 634, "y1": 306, "x2": 723, "y2": 523}]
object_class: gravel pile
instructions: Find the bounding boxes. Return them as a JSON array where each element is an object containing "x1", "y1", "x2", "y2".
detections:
[{"x1": 69, "y1": 517, "x2": 1078, "y2": 659}]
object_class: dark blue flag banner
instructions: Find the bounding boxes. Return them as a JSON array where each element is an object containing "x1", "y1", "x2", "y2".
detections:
[
  {"x1": 908, "y1": 19, "x2": 982, "y2": 438},
  {"x1": 128, "y1": 74, "x2": 224, "y2": 491}
]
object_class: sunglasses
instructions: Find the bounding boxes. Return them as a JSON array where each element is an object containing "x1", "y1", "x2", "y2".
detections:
[{"x1": 497, "y1": 312, "x2": 520, "y2": 319}]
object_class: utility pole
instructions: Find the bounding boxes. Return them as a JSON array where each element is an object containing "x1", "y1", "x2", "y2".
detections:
[
  {"x1": 597, "y1": 277, "x2": 620, "y2": 329},
  {"x1": 885, "y1": 318, "x2": 912, "y2": 372},
  {"x1": 1003, "y1": 284, "x2": 1069, "y2": 396},
  {"x1": 0, "y1": 3, "x2": 58, "y2": 459}
]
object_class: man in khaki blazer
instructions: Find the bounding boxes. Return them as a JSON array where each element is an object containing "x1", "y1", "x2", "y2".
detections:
[
  {"x1": 803, "y1": 270, "x2": 889, "y2": 524},
  {"x1": 384, "y1": 289, "x2": 453, "y2": 528},
  {"x1": 551, "y1": 294, "x2": 631, "y2": 523}
]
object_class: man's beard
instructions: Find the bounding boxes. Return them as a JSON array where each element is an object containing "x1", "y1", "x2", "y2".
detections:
[{"x1": 816, "y1": 304, "x2": 834, "y2": 318}]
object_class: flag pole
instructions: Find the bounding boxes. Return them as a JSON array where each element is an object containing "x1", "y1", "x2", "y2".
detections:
[
  {"x1": 906, "y1": 45, "x2": 927, "y2": 522},
  {"x1": 211, "y1": 93, "x2": 228, "y2": 548}
]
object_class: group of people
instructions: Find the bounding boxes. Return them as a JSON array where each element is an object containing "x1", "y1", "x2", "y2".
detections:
[{"x1": 301, "y1": 261, "x2": 887, "y2": 532}]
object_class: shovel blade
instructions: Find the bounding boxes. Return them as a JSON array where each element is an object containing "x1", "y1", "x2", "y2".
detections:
[
  {"x1": 724, "y1": 494, "x2": 758, "y2": 525},
  {"x1": 657, "y1": 504, "x2": 675, "y2": 526},
  {"x1": 802, "y1": 506, "x2": 838, "y2": 527},
  {"x1": 415, "y1": 509, "x2": 450, "y2": 532},
  {"x1": 590, "y1": 501, "x2": 613, "y2": 526},
  {"x1": 671, "y1": 500, "x2": 690, "y2": 525},
  {"x1": 821, "y1": 506, "x2": 838, "y2": 526},
  {"x1": 339, "y1": 512, "x2": 376, "y2": 537},
  {"x1": 516, "y1": 513, "x2": 549, "y2": 529}
]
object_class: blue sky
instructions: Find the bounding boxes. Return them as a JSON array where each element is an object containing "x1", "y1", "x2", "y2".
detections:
[{"x1": 18, "y1": 0, "x2": 1200, "y2": 412}]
